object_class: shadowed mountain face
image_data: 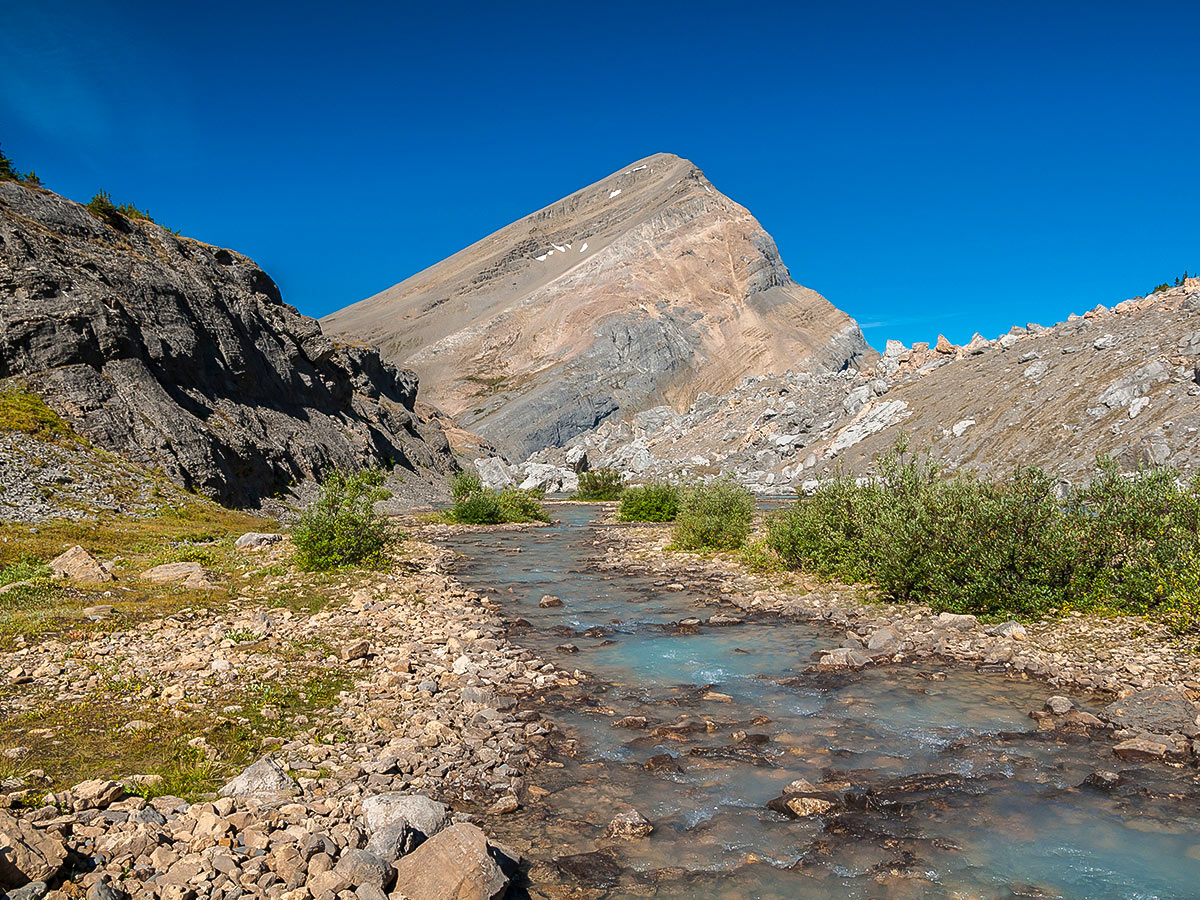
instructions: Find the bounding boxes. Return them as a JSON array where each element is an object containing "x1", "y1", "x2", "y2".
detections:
[
  {"x1": 324, "y1": 153, "x2": 873, "y2": 459},
  {"x1": 0, "y1": 181, "x2": 454, "y2": 506}
]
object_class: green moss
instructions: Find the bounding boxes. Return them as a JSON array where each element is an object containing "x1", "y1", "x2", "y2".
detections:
[{"x1": 0, "y1": 383, "x2": 77, "y2": 443}]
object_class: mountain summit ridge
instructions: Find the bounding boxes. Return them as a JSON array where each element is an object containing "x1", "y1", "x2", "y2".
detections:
[{"x1": 324, "y1": 153, "x2": 873, "y2": 459}]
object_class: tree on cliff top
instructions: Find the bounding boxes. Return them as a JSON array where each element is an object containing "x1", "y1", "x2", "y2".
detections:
[{"x1": 0, "y1": 143, "x2": 18, "y2": 181}]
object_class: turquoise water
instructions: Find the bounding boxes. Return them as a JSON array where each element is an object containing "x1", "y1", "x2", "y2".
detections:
[{"x1": 440, "y1": 505, "x2": 1200, "y2": 900}]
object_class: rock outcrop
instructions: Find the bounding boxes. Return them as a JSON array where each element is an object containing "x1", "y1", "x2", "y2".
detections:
[
  {"x1": 324, "y1": 152, "x2": 873, "y2": 459},
  {"x1": 545, "y1": 279, "x2": 1200, "y2": 488},
  {"x1": 0, "y1": 181, "x2": 455, "y2": 507}
]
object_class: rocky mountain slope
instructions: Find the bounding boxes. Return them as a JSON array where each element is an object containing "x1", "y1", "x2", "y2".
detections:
[
  {"x1": 323, "y1": 152, "x2": 873, "y2": 460},
  {"x1": 0, "y1": 181, "x2": 455, "y2": 507},
  {"x1": 530, "y1": 280, "x2": 1200, "y2": 489}
]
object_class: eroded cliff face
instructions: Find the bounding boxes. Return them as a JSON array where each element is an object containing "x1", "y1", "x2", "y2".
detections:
[
  {"x1": 0, "y1": 181, "x2": 454, "y2": 506},
  {"x1": 323, "y1": 153, "x2": 873, "y2": 459}
]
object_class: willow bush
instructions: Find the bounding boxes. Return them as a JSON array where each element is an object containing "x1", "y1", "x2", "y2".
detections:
[{"x1": 766, "y1": 442, "x2": 1200, "y2": 630}]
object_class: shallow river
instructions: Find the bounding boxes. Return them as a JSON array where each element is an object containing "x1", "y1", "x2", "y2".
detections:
[{"x1": 439, "y1": 505, "x2": 1200, "y2": 900}]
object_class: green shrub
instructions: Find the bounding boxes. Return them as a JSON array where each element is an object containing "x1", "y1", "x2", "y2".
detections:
[
  {"x1": 449, "y1": 490, "x2": 505, "y2": 525},
  {"x1": 0, "y1": 143, "x2": 17, "y2": 181},
  {"x1": 292, "y1": 469, "x2": 391, "y2": 571},
  {"x1": 86, "y1": 190, "x2": 118, "y2": 218},
  {"x1": 673, "y1": 480, "x2": 756, "y2": 551},
  {"x1": 496, "y1": 488, "x2": 551, "y2": 523},
  {"x1": 573, "y1": 468, "x2": 624, "y2": 501},
  {"x1": 21, "y1": 170, "x2": 41, "y2": 187},
  {"x1": 618, "y1": 483, "x2": 681, "y2": 522},
  {"x1": 765, "y1": 441, "x2": 1200, "y2": 629},
  {"x1": 117, "y1": 202, "x2": 154, "y2": 222},
  {"x1": 450, "y1": 469, "x2": 483, "y2": 502},
  {"x1": 445, "y1": 486, "x2": 548, "y2": 525}
]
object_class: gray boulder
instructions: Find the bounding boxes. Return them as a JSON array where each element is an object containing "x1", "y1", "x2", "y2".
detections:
[
  {"x1": 365, "y1": 820, "x2": 420, "y2": 862},
  {"x1": 234, "y1": 532, "x2": 283, "y2": 550},
  {"x1": 218, "y1": 757, "x2": 297, "y2": 799},
  {"x1": 361, "y1": 793, "x2": 447, "y2": 838},
  {"x1": 519, "y1": 462, "x2": 578, "y2": 493},
  {"x1": 473, "y1": 457, "x2": 514, "y2": 490},
  {"x1": 334, "y1": 849, "x2": 393, "y2": 891}
]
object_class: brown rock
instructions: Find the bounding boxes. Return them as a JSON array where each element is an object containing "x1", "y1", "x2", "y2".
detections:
[
  {"x1": 1113, "y1": 736, "x2": 1170, "y2": 761},
  {"x1": 49, "y1": 545, "x2": 112, "y2": 582},
  {"x1": 605, "y1": 809, "x2": 653, "y2": 839},
  {"x1": 0, "y1": 809, "x2": 70, "y2": 888},
  {"x1": 390, "y1": 822, "x2": 509, "y2": 900},
  {"x1": 935, "y1": 334, "x2": 956, "y2": 354}
]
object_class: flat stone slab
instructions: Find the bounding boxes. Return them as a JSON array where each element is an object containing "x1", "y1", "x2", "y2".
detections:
[
  {"x1": 1101, "y1": 686, "x2": 1199, "y2": 737},
  {"x1": 139, "y1": 561, "x2": 216, "y2": 589}
]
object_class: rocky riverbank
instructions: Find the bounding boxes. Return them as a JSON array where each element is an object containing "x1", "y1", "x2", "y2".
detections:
[
  {"x1": 588, "y1": 515, "x2": 1200, "y2": 765},
  {"x1": 0, "y1": 529, "x2": 578, "y2": 899}
]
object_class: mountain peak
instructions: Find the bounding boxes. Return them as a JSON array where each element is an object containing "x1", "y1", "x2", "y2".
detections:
[{"x1": 323, "y1": 156, "x2": 873, "y2": 459}]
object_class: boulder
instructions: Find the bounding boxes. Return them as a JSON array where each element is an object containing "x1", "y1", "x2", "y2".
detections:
[
  {"x1": 1113, "y1": 736, "x2": 1171, "y2": 761},
  {"x1": 1101, "y1": 686, "x2": 1200, "y2": 737},
  {"x1": 605, "y1": 808, "x2": 653, "y2": 839},
  {"x1": 334, "y1": 849, "x2": 393, "y2": 891},
  {"x1": 139, "y1": 561, "x2": 216, "y2": 590},
  {"x1": 361, "y1": 793, "x2": 447, "y2": 839},
  {"x1": 48, "y1": 545, "x2": 112, "y2": 582},
  {"x1": 1043, "y1": 696, "x2": 1075, "y2": 716},
  {"x1": 218, "y1": 757, "x2": 297, "y2": 799},
  {"x1": 935, "y1": 334, "x2": 956, "y2": 354},
  {"x1": 0, "y1": 810, "x2": 69, "y2": 888},
  {"x1": 866, "y1": 626, "x2": 902, "y2": 652},
  {"x1": 390, "y1": 823, "x2": 509, "y2": 900},
  {"x1": 818, "y1": 648, "x2": 871, "y2": 669},
  {"x1": 539, "y1": 595, "x2": 563, "y2": 608},
  {"x1": 234, "y1": 532, "x2": 283, "y2": 550},
  {"x1": 473, "y1": 457, "x2": 514, "y2": 490},
  {"x1": 565, "y1": 445, "x2": 589, "y2": 473},
  {"x1": 936, "y1": 612, "x2": 979, "y2": 631},
  {"x1": 365, "y1": 820, "x2": 419, "y2": 863},
  {"x1": 518, "y1": 463, "x2": 578, "y2": 494},
  {"x1": 69, "y1": 778, "x2": 124, "y2": 810},
  {"x1": 987, "y1": 621, "x2": 1027, "y2": 639},
  {"x1": 341, "y1": 639, "x2": 371, "y2": 661}
]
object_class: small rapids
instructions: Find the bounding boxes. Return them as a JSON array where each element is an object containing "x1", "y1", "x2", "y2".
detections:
[{"x1": 438, "y1": 505, "x2": 1200, "y2": 900}]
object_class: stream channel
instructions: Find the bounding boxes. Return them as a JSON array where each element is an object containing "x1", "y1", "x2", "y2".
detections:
[{"x1": 438, "y1": 504, "x2": 1200, "y2": 899}]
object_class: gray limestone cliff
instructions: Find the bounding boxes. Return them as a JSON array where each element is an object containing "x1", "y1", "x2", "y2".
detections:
[{"x1": 0, "y1": 181, "x2": 454, "y2": 506}]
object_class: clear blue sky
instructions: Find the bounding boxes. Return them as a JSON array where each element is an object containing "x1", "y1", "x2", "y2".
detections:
[{"x1": 2, "y1": 0, "x2": 1196, "y2": 350}]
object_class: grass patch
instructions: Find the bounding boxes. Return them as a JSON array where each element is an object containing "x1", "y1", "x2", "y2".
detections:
[
  {"x1": 0, "y1": 382, "x2": 78, "y2": 444},
  {"x1": 0, "y1": 502, "x2": 277, "y2": 644}
]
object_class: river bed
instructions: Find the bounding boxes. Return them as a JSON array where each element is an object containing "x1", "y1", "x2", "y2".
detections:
[{"x1": 438, "y1": 505, "x2": 1200, "y2": 900}]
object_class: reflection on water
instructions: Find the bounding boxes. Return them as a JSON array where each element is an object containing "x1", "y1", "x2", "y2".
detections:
[{"x1": 439, "y1": 505, "x2": 1200, "y2": 900}]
